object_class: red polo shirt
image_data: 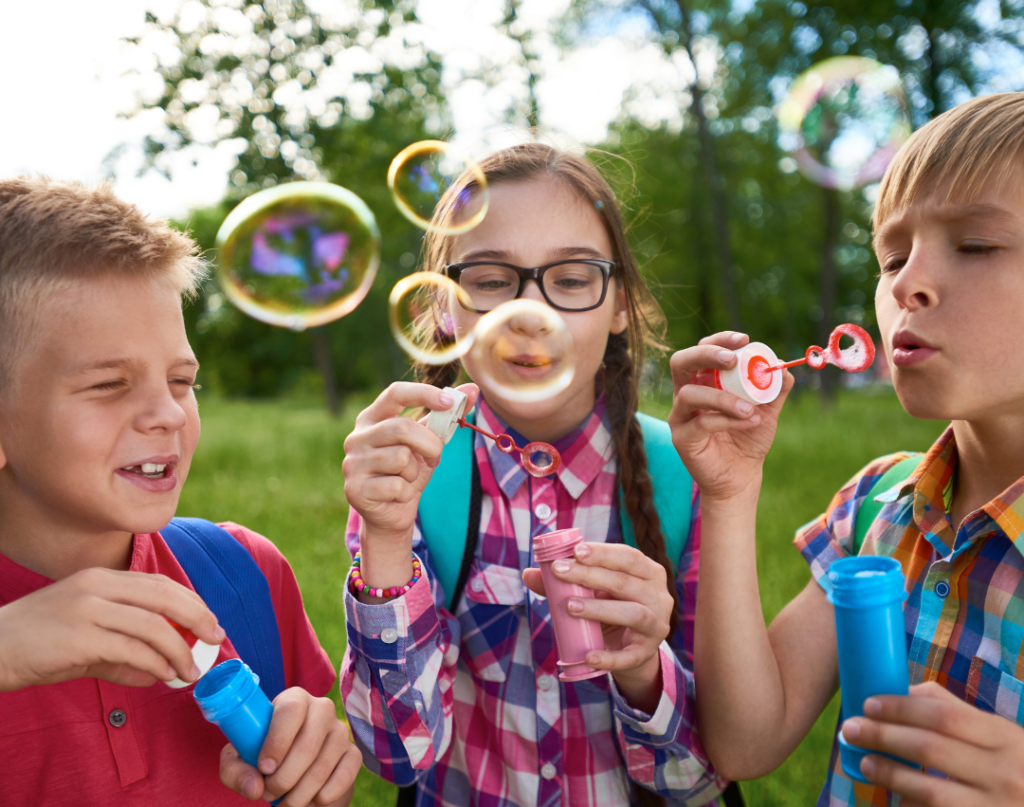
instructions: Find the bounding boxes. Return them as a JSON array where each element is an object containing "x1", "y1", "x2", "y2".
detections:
[{"x1": 0, "y1": 523, "x2": 337, "y2": 806}]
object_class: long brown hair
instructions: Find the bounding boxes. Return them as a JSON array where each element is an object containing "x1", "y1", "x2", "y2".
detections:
[{"x1": 415, "y1": 143, "x2": 680, "y2": 639}]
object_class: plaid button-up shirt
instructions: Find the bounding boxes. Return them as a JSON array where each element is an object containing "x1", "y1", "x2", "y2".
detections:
[
  {"x1": 341, "y1": 398, "x2": 725, "y2": 806},
  {"x1": 796, "y1": 425, "x2": 1024, "y2": 807}
]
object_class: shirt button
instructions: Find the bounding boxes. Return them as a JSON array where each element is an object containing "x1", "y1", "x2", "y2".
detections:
[
  {"x1": 535, "y1": 503, "x2": 552, "y2": 520},
  {"x1": 541, "y1": 762, "x2": 557, "y2": 780},
  {"x1": 934, "y1": 581, "x2": 950, "y2": 598},
  {"x1": 471, "y1": 578, "x2": 485, "y2": 593},
  {"x1": 538, "y1": 674, "x2": 556, "y2": 691},
  {"x1": 108, "y1": 709, "x2": 127, "y2": 728},
  {"x1": 380, "y1": 628, "x2": 399, "y2": 644}
]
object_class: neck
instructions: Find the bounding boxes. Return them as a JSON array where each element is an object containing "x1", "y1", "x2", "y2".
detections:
[
  {"x1": 0, "y1": 479, "x2": 133, "y2": 580},
  {"x1": 483, "y1": 385, "x2": 597, "y2": 444},
  {"x1": 950, "y1": 416, "x2": 1024, "y2": 530}
]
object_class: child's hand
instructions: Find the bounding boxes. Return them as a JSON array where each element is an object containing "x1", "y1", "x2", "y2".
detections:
[
  {"x1": 841, "y1": 682, "x2": 1024, "y2": 805},
  {"x1": 343, "y1": 382, "x2": 479, "y2": 542},
  {"x1": 523, "y1": 542, "x2": 672, "y2": 711},
  {"x1": 668, "y1": 331, "x2": 794, "y2": 503},
  {"x1": 0, "y1": 568, "x2": 224, "y2": 691},
  {"x1": 219, "y1": 687, "x2": 362, "y2": 806}
]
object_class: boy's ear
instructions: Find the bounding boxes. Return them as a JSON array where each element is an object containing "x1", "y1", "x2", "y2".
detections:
[{"x1": 609, "y1": 283, "x2": 629, "y2": 335}]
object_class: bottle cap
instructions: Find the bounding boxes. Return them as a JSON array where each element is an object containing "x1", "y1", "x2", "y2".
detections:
[
  {"x1": 717, "y1": 342, "x2": 784, "y2": 405},
  {"x1": 165, "y1": 619, "x2": 221, "y2": 689},
  {"x1": 425, "y1": 386, "x2": 468, "y2": 444}
]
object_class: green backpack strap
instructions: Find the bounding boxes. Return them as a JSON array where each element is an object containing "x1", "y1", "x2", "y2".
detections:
[
  {"x1": 851, "y1": 454, "x2": 921, "y2": 555},
  {"x1": 418, "y1": 412, "x2": 476, "y2": 612},
  {"x1": 619, "y1": 413, "x2": 692, "y2": 573}
]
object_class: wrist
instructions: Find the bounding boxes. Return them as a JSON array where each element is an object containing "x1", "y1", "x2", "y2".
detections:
[
  {"x1": 612, "y1": 652, "x2": 663, "y2": 714},
  {"x1": 700, "y1": 477, "x2": 762, "y2": 515}
]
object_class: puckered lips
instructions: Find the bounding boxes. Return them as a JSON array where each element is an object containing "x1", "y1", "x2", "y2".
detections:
[
  {"x1": 502, "y1": 352, "x2": 557, "y2": 381},
  {"x1": 891, "y1": 329, "x2": 938, "y2": 368},
  {"x1": 115, "y1": 454, "x2": 179, "y2": 493}
]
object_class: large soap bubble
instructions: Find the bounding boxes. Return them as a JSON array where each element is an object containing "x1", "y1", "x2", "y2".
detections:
[
  {"x1": 215, "y1": 182, "x2": 380, "y2": 330},
  {"x1": 778, "y1": 57, "x2": 910, "y2": 190},
  {"x1": 387, "y1": 141, "x2": 489, "y2": 235},
  {"x1": 388, "y1": 272, "x2": 476, "y2": 365},
  {"x1": 466, "y1": 299, "x2": 576, "y2": 403}
]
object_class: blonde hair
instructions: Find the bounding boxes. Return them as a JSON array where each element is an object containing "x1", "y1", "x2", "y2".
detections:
[
  {"x1": 873, "y1": 92, "x2": 1024, "y2": 231},
  {"x1": 0, "y1": 176, "x2": 205, "y2": 394}
]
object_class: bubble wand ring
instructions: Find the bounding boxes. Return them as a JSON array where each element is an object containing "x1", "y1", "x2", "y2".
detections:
[{"x1": 456, "y1": 417, "x2": 561, "y2": 477}]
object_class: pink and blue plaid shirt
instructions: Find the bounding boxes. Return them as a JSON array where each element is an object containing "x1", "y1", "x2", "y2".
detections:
[
  {"x1": 796, "y1": 426, "x2": 1024, "y2": 806},
  {"x1": 341, "y1": 398, "x2": 726, "y2": 806}
]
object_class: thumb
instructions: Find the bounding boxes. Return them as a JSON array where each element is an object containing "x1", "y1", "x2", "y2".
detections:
[
  {"x1": 452, "y1": 383, "x2": 480, "y2": 412},
  {"x1": 522, "y1": 568, "x2": 546, "y2": 597},
  {"x1": 219, "y1": 743, "x2": 264, "y2": 801}
]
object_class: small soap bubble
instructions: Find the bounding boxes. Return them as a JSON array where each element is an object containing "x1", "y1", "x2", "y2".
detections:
[
  {"x1": 466, "y1": 299, "x2": 576, "y2": 404},
  {"x1": 388, "y1": 272, "x2": 476, "y2": 365},
  {"x1": 387, "y1": 141, "x2": 489, "y2": 235},
  {"x1": 215, "y1": 182, "x2": 380, "y2": 329},
  {"x1": 778, "y1": 57, "x2": 910, "y2": 190}
]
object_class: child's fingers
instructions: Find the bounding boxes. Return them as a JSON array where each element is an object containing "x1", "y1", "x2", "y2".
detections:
[
  {"x1": 522, "y1": 568, "x2": 545, "y2": 597},
  {"x1": 571, "y1": 543, "x2": 663, "y2": 581},
  {"x1": 675, "y1": 411, "x2": 763, "y2": 438},
  {"x1": 552, "y1": 561, "x2": 652, "y2": 608},
  {"x1": 258, "y1": 690, "x2": 310, "y2": 783},
  {"x1": 95, "y1": 602, "x2": 197, "y2": 681},
  {"x1": 568, "y1": 597, "x2": 656, "y2": 634},
  {"x1": 361, "y1": 417, "x2": 444, "y2": 460},
  {"x1": 87, "y1": 628, "x2": 181, "y2": 682},
  {"x1": 358, "y1": 382, "x2": 460, "y2": 427},
  {"x1": 350, "y1": 445, "x2": 422, "y2": 484},
  {"x1": 263, "y1": 697, "x2": 337, "y2": 801},
  {"x1": 668, "y1": 343, "x2": 739, "y2": 391},
  {"x1": 275, "y1": 720, "x2": 354, "y2": 806},
  {"x1": 320, "y1": 743, "x2": 362, "y2": 806},
  {"x1": 671, "y1": 382, "x2": 758, "y2": 425},
  {"x1": 357, "y1": 476, "x2": 419, "y2": 506},
  {"x1": 697, "y1": 331, "x2": 749, "y2": 349},
  {"x1": 586, "y1": 643, "x2": 652, "y2": 673},
  {"x1": 219, "y1": 742, "x2": 265, "y2": 800}
]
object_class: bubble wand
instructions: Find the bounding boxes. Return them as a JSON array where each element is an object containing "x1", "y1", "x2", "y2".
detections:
[
  {"x1": 712, "y1": 324, "x2": 876, "y2": 405},
  {"x1": 426, "y1": 387, "x2": 561, "y2": 477}
]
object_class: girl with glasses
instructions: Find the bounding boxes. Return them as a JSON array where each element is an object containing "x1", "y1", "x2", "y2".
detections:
[{"x1": 340, "y1": 143, "x2": 733, "y2": 807}]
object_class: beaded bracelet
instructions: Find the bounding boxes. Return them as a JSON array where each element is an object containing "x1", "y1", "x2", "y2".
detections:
[{"x1": 349, "y1": 552, "x2": 421, "y2": 599}]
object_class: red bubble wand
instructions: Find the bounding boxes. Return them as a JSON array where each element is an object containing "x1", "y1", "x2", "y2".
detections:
[{"x1": 456, "y1": 417, "x2": 561, "y2": 477}]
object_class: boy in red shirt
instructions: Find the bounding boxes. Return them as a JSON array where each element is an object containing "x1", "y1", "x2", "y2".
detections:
[{"x1": 0, "y1": 177, "x2": 360, "y2": 806}]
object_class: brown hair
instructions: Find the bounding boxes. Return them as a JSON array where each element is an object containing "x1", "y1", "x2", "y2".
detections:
[
  {"x1": 0, "y1": 176, "x2": 205, "y2": 395},
  {"x1": 873, "y1": 92, "x2": 1024, "y2": 232},
  {"x1": 414, "y1": 143, "x2": 682, "y2": 637}
]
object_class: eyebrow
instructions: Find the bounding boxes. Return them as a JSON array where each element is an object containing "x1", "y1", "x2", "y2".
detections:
[
  {"x1": 876, "y1": 202, "x2": 1019, "y2": 244},
  {"x1": 70, "y1": 356, "x2": 200, "y2": 375},
  {"x1": 456, "y1": 246, "x2": 610, "y2": 263}
]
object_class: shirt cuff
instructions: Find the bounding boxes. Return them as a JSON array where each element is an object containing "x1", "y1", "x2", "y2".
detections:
[
  {"x1": 610, "y1": 642, "x2": 684, "y2": 745},
  {"x1": 343, "y1": 555, "x2": 439, "y2": 668}
]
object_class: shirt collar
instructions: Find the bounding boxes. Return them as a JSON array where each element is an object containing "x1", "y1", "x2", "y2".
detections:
[
  {"x1": 475, "y1": 396, "x2": 616, "y2": 501},
  {"x1": 876, "y1": 426, "x2": 1024, "y2": 557}
]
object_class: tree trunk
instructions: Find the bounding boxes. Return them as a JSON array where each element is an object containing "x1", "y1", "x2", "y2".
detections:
[
  {"x1": 311, "y1": 327, "x2": 340, "y2": 417},
  {"x1": 675, "y1": 0, "x2": 741, "y2": 331},
  {"x1": 818, "y1": 187, "x2": 840, "y2": 399}
]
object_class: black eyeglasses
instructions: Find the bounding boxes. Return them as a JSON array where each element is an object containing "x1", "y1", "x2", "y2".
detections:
[{"x1": 444, "y1": 259, "x2": 616, "y2": 313}]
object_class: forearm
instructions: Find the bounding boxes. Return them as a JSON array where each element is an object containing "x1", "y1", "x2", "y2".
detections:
[{"x1": 693, "y1": 486, "x2": 791, "y2": 777}]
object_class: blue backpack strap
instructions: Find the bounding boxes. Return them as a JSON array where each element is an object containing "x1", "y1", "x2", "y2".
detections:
[
  {"x1": 160, "y1": 517, "x2": 287, "y2": 701},
  {"x1": 619, "y1": 413, "x2": 692, "y2": 572},
  {"x1": 418, "y1": 412, "x2": 476, "y2": 612}
]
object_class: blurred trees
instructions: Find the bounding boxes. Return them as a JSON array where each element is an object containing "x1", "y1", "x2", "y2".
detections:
[{"x1": 123, "y1": 0, "x2": 1024, "y2": 401}]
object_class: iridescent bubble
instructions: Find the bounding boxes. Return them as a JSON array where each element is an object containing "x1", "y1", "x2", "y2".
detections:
[
  {"x1": 388, "y1": 272, "x2": 476, "y2": 365},
  {"x1": 466, "y1": 299, "x2": 576, "y2": 403},
  {"x1": 387, "y1": 141, "x2": 489, "y2": 235},
  {"x1": 778, "y1": 57, "x2": 911, "y2": 190},
  {"x1": 215, "y1": 182, "x2": 380, "y2": 329}
]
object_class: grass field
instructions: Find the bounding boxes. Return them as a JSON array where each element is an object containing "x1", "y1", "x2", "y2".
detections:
[{"x1": 176, "y1": 386, "x2": 945, "y2": 806}]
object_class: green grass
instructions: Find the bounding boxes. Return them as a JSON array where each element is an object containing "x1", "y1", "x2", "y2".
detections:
[{"x1": 177, "y1": 387, "x2": 945, "y2": 806}]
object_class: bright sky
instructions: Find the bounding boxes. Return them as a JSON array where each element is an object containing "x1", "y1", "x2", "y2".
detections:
[{"x1": 0, "y1": 0, "x2": 683, "y2": 220}]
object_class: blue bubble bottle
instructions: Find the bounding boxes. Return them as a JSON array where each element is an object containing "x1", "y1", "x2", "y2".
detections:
[
  {"x1": 828, "y1": 555, "x2": 912, "y2": 783},
  {"x1": 193, "y1": 658, "x2": 274, "y2": 767}
]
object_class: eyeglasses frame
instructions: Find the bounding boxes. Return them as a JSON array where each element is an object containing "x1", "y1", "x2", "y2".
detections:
[{"x1": 443, "y1": 258, "x2": 617, "y2": 314}]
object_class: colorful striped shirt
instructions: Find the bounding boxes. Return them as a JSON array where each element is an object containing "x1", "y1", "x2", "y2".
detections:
[
  {"x1": 795, "y1": 425, "x2": 1024, "y2": 807},
  {"x1": 341, "y1": 398, "x2": 726, "y2": 806}
]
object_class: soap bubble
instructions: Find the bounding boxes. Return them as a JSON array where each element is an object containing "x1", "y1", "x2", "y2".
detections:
[
  {"x1": 778, "y1": 57, "x2": 910, "y2": 190},
  {"x1": 466, "y1": 299, "x2": 576, "y2": 403},
  {"x1": 215, "y1": 182, "x2": 380, "y2": 330},
  {"x1": 388, "y1": 272, "x2": 476, "y2": 365},
  {"x1": 387, "y1": 141, "x2": 489, "y2": 234}
]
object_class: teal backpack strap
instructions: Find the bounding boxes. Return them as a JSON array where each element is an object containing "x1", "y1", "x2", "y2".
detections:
[
  {"x1": 619, "y1": 413, "x2": 692, "y2": 572},
  {"x1": 852, "y1": 454, "x2": 921, "y2": 555},
  {"x1": 419, "y1": 411, "x2": 476, "y2": 612}
]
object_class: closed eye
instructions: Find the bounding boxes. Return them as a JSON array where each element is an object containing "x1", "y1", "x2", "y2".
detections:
[
  {"x1": 959, "y1": 244, "x2": 999, "y2": 256},
  {"x1": 92, "y1": 379, "x2": 127, "y2": 391}
]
